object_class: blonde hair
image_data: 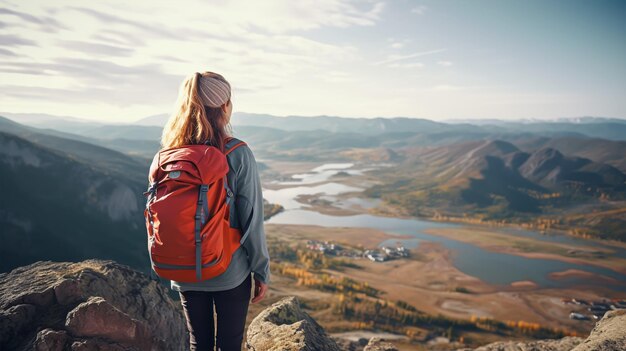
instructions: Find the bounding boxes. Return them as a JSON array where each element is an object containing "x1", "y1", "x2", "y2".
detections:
[{"x1": 161, "y1": 72, "x2": 232, "y2": 151}]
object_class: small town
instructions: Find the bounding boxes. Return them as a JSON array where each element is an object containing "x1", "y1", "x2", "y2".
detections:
[
  {"x1": 305, "y1": 240, "x2": 410, "y2": 262},
  {"x1": 564, "y1": 298, "x2": 626, "y2": 321}
]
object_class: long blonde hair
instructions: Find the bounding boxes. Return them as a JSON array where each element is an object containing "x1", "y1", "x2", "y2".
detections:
[{"x1": 161, "y1": 72, "x2": 232, "y2": 151}]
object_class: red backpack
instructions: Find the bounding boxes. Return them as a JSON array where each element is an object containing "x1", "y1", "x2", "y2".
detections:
[{"x1": 144, "y1": 137, "x2": 246, "y2": 282}]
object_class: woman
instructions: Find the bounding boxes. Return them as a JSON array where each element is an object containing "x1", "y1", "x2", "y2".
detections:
[{"x1": 160, "y1": 71, "x2": 270, "y2": 351}]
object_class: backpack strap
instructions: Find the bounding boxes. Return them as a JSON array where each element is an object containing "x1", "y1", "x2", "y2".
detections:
[{"x1": 224, "y1": 137, "x2": 246, "y2": 156}]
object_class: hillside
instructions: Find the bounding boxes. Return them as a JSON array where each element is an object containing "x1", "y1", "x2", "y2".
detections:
[
  {"x1": 366, "y1": 140, "x2": 626, "y2": 241},
  {"x1": 512, "y1": 136, "x2": 626, "y2": 172},
  {"x1": 0, "y1": 115, "x2": 157, "y2": 162},
  {"x1": 4, "y1": 113, "x2": 625, "y2": 163},
  {"x1": 0, "y1": 131, "x2": 149, "y2": 272}
]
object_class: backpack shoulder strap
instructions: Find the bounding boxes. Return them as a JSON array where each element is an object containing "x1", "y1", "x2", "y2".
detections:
[{"x1": 224, "y1": 137, "x2": 247, "y2": 156}]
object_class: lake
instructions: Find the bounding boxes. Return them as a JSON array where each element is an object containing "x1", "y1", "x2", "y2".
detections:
[{"x1": 265, "y1": 163, "x2": 626, "y2": 291}]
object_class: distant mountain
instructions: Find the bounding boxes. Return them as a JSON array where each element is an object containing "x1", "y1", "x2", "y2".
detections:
[
  {"x1": 445, "y1": 116, "x2": 626, "y2": 125},
  {"x1": 0, "y1": 130, "x2": 149, "y2": 272},
  {"x1": 134, "y1": 113, "x2": 169, "y2": 126},
  {"x1": 0, "y1": 115, "x2": 161, "y2": 159},
  {"x1": 0, "y1": 112, "x2": 108, "y2": 134},
  {"x1": 0, "y1": 116, "x2": 151, "y2": 173},
  {"x1": 75, "y1": 125, "x2": 163, "y2": 141},
  {"x1": 497, "y1": 122, "x2": 626, "y2": 140},
  {"x1": 366, "y1": 140, "x2": 626, "y2": 240},
  {"x1": 512, "y1": 136, "x2": 626, "y2": 172}
]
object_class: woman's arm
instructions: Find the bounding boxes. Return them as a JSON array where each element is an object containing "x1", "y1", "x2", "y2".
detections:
[{"x1": 233, "y1": 145, "x2": 271, "y2": 285}]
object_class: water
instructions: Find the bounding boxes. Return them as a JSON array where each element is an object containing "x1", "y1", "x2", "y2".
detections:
[
  {"x1": 264, "y1": 163, "x2": 626, "y2": 291},
  {"x1": 272, "y1": 163, "x2": 363, "y2": 185},
  {"x1": 264, "y1": 183, "x2": 362, "y2": 210}
]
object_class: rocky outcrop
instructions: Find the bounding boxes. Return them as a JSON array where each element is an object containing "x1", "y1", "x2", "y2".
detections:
[
  {"x1": 456, "y1": 337, "x2": 583, "y2": 351},
  {"x1": 246, "y1": 296, "x2": 342, "y2": 351},
  {"x1": 2, "y1": 260, "x2": 625, "y2": 351},
  {"x1": 362, "y1": 337, "x2": 399, "y2": 351},
  {"x1": 571, "y1": 309, "x2": 626, "y2": 351},
  {"x1": 458, "y1": 309, "x2": 626, "y2": 351},
  {"x1": 0, "y1": 260, "x2": 186, "y2": 351}
]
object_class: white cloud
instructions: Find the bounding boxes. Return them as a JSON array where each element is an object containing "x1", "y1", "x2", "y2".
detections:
[
  {"x1": 374, "y1": 49, "x2": 446, "y2": 65},
  {"x1": 388, "y1": 62, "x2": 424, "y2": 69},
  {"x1": 437, "y1": 60, "x2": 453, "y2": 67},
  {"x1": 387, "y1": 37, "x2": 411, "y2": 49},
  {"x1": 411, "y1": 5, "x2": 428, "y2": 15},
  {"x1": 0, "y1": 0, "x2": 383, "y2": 121}
]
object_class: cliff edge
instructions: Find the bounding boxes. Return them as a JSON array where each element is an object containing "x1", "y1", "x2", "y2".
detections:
[
  {"x1": 0, "y1": 260, "x2": 187, "y2": 351},
  {"x1": 1, "y1": 260, "x2": 624, "y2": 351}
]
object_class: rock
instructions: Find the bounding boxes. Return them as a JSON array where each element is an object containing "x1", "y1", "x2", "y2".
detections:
[
  {"x1": 65, "y1": 296, "x2": 157, "y2": 350},
  {"x1": 0, "y1": 303, "x2": 37, "y2": 345},
  {"x1": 332, "y1": 336, "x2": 371, "y2": 351},
  {"x1": 0, "y1": 260, "x2": 187, "y2": 351},
  {"x1": 70, "y1": 339, "x2": 132, "y2": 351},
  {"x1": 246, "y1": 296, "x2": 342, "y2": 351},
  {"x1": 33, "y1": 329, "x2": 69, "y2": 351},
  {"x1": 458, "y1": 309, "x2": 626, "y2": 351},
  {"x1": 456, "y1": 336, "x2": 583, "y2": 351},
  {"x1": 363, "y1": 337, "x2": 399, "y2": 351},
  {"x1": 571, "y1": 309, "x2": 626, "y2": 351}
]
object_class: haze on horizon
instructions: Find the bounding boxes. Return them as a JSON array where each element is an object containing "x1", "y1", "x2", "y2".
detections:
[{"x1": 1, "y1": 0, "x2": 625, "y2": 123}]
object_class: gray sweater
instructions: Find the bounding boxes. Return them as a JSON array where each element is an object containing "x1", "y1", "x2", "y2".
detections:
[{"x1": 171, "y1": 139, "x2": 271, "y2": 292}]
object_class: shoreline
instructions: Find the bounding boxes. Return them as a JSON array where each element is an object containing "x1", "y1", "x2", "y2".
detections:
[
  {"x1": 369, "y1": 202, "x2": 626, "y2": 250},
  {"x1": 262, "y1": 158, "x2": 626, "y2": 250},
  {"x1": 265, "y1": 223, "x2": 617, "y2": 334},
  {"x1": 421, "y1": 227, "x2": 626, "y2": 277}
]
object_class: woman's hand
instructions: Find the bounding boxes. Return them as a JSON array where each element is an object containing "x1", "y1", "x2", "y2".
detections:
[{"x1": 251, "y1": 277, "x2": 268, "y2": 303}]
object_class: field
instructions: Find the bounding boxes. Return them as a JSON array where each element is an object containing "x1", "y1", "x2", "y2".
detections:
[{"x1": 242, "y1": 159, "x2": 626, "y2": 349}]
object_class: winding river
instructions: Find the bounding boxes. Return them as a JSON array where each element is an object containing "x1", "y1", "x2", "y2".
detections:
[{"x1": 264, "y1": 163, "x2": 626, "y2": 292}]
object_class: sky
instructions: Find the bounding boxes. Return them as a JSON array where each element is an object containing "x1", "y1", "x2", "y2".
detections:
[{"x1": 1, "y1": 0, "x2": 625, "y2": 123}]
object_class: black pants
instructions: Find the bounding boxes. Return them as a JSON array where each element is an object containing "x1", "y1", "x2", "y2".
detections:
[{"x1": 179, "y1": 274, "x2": 252, "y2": 351}]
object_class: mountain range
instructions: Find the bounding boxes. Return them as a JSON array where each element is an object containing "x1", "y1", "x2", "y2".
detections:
[
  {"x1": 366, "y1": 140, "x2": 626, "y2": 240},
  {"x1": 0, "y1": 119, "x2": 149, "y2": 272},
  {"x1": 0, "y1": 111, "x2": 624, "y2": 270}
]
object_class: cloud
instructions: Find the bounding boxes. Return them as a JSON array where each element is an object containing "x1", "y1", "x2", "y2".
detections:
[
  {"x1": 0, "y1": 8, "x2": 65, "y2": 31},
  {"x1": 411, "y1": 5, "x2": 428, "y2": 15},
  {"x1": 437, "y1": 60, "x2": 453, "y2": 67},
  {"x1": 211, "y1": 0, "x2": 386, "y2": 33},
  {"x1": 388, "y1": 62, "x2": 424, "y2": 69},
  {"x1": 387, "y1": 38, "x2": 411, "y2": 49},
  {"x1": 0, "y1": 48, "x2": 17, "y2": 56},
  {"x1": 68, "y1": 7, "x2": 190, "y2": 41},
  {"x1": 0, "y1": 34, "x2": 37, "y2": 46},
  {"x1": 91, "y1": 30, "x2": 147, "y2": 47},
  {"x1": 374, "y1": 49, "x2": 446, "y2": 65},
  {"x1": 0, "y1": 0, "x2": 388, "y2": 120},
  {"x1": 57, "y1": 40, "x2": 135, "y2": 57}
]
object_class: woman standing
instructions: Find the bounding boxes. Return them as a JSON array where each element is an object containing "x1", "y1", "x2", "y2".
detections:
[{"x1": 160, "y1": 71, "x2": 270, "y2": 351}]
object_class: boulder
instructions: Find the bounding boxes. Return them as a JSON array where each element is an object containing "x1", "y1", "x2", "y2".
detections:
[
  {"x1": 33, "y1": 329, "x2": 68, "y2": 351},
  {"x1": 246, "y1": 296, "x2": 342, "y2": 351},
  {"x1": 0, "y1": 260, "x2": 187, "y2": 351},
  {"x1": 457, "y1": 309, "x2": 626, "y2": 351},
  {"x1": 456, "y1": 337, "x2": 583, "y2": 351},
  {"x1": 363, "y1": 337, "x2": 399, "y2": 351},
  {"x1": 572, "y1": 309, "x2": 626, "y2": 351}
]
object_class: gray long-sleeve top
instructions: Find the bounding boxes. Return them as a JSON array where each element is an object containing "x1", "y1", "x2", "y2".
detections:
[{"x1": 171, "y1": 139, "x2": 271, "y2": 292}]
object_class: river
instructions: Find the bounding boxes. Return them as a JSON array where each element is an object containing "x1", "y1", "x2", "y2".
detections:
[{"x1": 264, "y1": 163, "x2": 626, "y2": 291}]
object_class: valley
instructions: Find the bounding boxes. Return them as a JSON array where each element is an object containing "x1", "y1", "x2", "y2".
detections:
[
  {"x1": 254, "y1": 158, "x2": 626, "y2": 348},
  {"x1": 2, "y1": 112, "x2": 625, "y2": 349}
]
